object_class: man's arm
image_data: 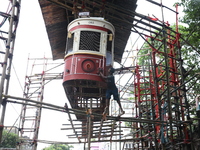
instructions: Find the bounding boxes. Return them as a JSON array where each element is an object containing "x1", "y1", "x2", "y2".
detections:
[
  {"x1": 98, "y1": 68, "x2": 107, "y2": 79},
  {"x1": 99, "y1": 71, "x2": 107, "y2": 79}
]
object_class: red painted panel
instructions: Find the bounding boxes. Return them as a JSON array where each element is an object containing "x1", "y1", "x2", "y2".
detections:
[{"x1": 63, "y1": 54, "x2": 106, "y2": 82}]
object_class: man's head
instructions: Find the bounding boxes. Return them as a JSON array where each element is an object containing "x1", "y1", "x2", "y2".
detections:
[{"x1": 108, "y1": 67, "x2": 115, "y2": 74}]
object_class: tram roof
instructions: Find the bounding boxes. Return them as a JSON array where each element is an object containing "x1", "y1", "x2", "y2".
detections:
[{"x1": 38, "y1": 0, "x2": 137, "y2": 63}]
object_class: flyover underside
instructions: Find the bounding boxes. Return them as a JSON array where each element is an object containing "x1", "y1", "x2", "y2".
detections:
[{"x1": 38, "y1": 0, "x2": 138, "y2": 63}]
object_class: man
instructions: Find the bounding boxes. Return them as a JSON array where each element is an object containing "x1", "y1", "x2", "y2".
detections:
[{"x1": 99, "y1": 67, "x2": 125, "y2": 115}]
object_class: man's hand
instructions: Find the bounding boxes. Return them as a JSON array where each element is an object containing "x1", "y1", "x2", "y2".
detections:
[{"x1": 97, "y1": 68, "x2": 103, "y2": 74}]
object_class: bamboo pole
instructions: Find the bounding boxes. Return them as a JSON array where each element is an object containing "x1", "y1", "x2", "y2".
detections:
[{"x1": 0, "y1": 0, "x2": 21, "y2": 144}]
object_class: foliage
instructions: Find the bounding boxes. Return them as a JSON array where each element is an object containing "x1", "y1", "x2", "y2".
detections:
[
  {"x1": 138, "y1": 21, "x2": 200, "y2": 99},
  {"x1": 179, "y1": 0, "x2": 200, "y2": 51},
  {"x1": 125, "y1": 122, "x2": 132, "y2": 127},
  {"x1": 137, "y1": 0, "x2": 200, "y2": 114},
  {"x1": 0, "y1": 130, "x2": 19, "y2": 148},
  {"x1": 43, "y1": 144, "x2": 74, "y2": 150},
  {"x1": 125, "y1": 122, "x2": 134, "y2": 133},
  {"x1": 137, "y1": 42, "x2": 151, "y2": 66},
  {"x1": 177, "y1": 0, "x2": 200, "y2": 99}
]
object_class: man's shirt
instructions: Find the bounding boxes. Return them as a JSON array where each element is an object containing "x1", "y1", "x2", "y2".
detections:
[{"x1": 107, "y1": 75, "x2": 117, "y2": 90}]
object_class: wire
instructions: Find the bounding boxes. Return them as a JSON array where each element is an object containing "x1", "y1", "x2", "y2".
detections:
[{"x1": 11, "y1": 63, "x2": 24, "y2": 92}]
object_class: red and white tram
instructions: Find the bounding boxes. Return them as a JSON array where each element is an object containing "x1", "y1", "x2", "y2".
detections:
[{"x1": 63, "y1": 17, "x2": 115, "y2": 120}]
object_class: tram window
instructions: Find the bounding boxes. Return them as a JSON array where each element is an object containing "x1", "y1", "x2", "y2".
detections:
[
  {"x1": 106, "y1": 34, "x2": 112, "y2": 66},
  {"x1": 107, "y1": 35, "x2": 112, "y2": 53},
  {"x1": 106, "y1": 52, "x2": 112, "y2": 66},
  {"x1": 79, "y1": 31, "x2": 100, "y2": 51},
  {"x1": 66, "y1": 33, "x2": 74, "y2": 54}
]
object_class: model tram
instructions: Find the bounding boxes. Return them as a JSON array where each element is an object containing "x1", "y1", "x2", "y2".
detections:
[{"x1": 63, "y1": 16, "x2": 115, "y2": 120}]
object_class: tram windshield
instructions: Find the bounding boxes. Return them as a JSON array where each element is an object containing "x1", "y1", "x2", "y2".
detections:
[{"x1": 79, "y1": 31, "x2": 100, "y2": 52}]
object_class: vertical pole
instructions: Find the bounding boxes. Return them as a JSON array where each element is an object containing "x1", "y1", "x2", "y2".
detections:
[
  {"x1": 118, "y1": 73, "x2": 121, "y2": 150},
  {"x1": 32, "y1": 69, "x2": 45, "y2": 150},
  {"x1": 196, "y1": 95, "x2": 200, "y2": 139},
  {"x1": 87, "y1": 98, "x2": 92, "y2": 150},
  {"x1": 0, "y1": 0, "x2": 16, "y2": 104},
  {"x1": 0, "y1": 0, "x2": 21, "y2": 143}
]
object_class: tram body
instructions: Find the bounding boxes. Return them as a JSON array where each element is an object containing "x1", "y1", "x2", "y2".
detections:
[{"x1": 63, "y1": 17, "x2": 115, "y2": 120}]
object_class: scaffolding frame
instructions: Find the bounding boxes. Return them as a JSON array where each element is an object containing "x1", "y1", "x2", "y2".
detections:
[
  {"x1": 59, "y1": 2, "x2": 200, "y2": 150},
  {"x1": 0, "y1": 0, "x2": 21, "y2": 143},
  {"x1": 17, "y1": 57, "x2": 63, "y2": 150},
  {"x1": 0, "y1": 1, "x2": 200, "y2": 150}
]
